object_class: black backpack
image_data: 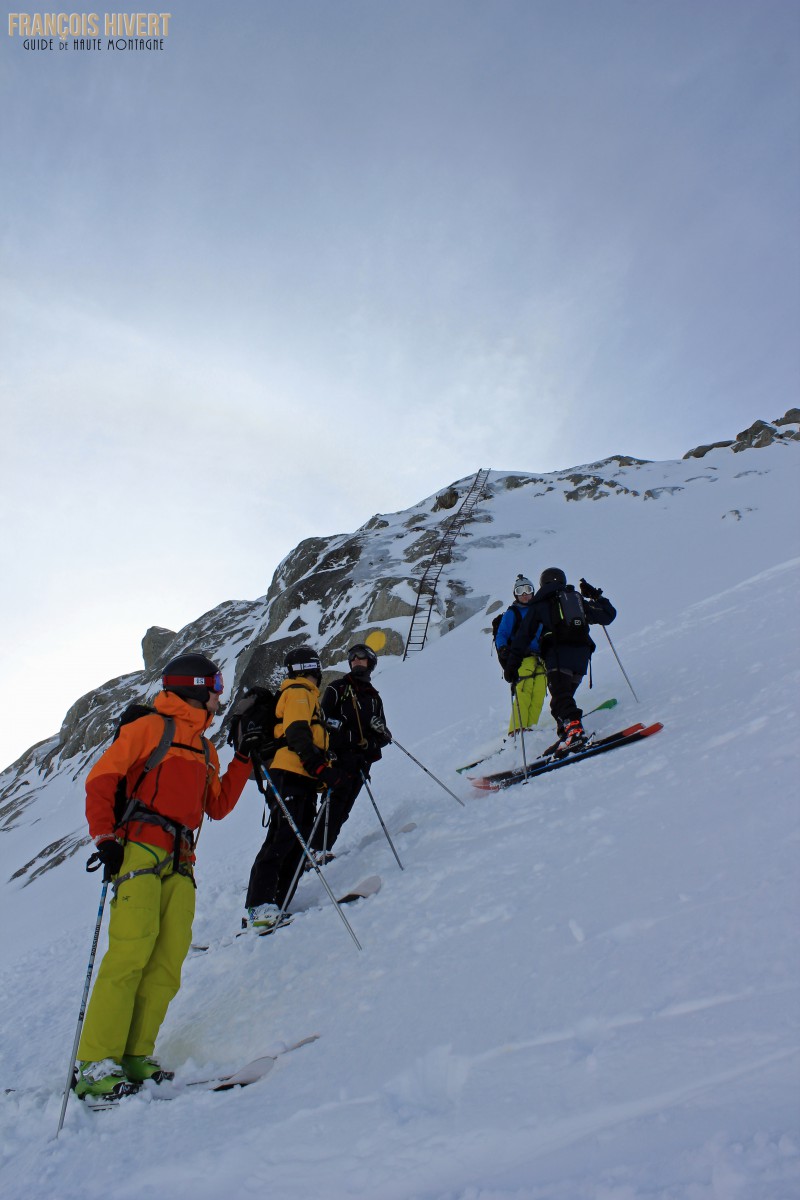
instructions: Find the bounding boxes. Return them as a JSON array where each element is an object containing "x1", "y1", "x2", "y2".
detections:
[
  {"x1": 491, "y1": 606, "x2": 521, "y2": 648},
  {"x1": 227, "y1": 686, "x2": 283, "y2": 763},
  {"x1": 549, "y1": 585, "x2": 590, "y2": 645}
]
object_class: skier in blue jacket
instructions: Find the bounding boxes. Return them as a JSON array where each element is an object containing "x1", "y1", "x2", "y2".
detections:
[{"x1": 494, "y1": 575, "x2": 547, "y2": 734}]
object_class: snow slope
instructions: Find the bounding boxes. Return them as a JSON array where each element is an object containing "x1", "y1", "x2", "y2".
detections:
[{"x1": 0, "y1": 439, "x2": 798, "y2": 1199}]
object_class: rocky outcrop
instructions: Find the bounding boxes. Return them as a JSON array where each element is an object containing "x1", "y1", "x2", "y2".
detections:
[
  {"x1": 684, "y1": 411, "x2": 800, "y2": 459},
  {"x1": 141, "y1": 626, "x2": 177, "y2": 671}
]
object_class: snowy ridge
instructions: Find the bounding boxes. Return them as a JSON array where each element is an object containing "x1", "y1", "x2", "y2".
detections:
[{"x1": 0, "y1": 431, "x2": 798, "y2": 1197}]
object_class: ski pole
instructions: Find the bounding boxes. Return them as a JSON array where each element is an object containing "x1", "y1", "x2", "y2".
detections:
[
  {"x1": 253, "y1": 759, "x2": 362, "y2": 951},
  {"x1": 274, "y1": 793, "x2": 330, "y2": 928},
  {"x1": 388, "y1": 736, "x2": 465, "y2": 807},
  {"x1": 56, "y1": 857, "x2": 109, "y2": 1138},
  {"x1": 360, "y1": 771, "x2": 403, "y2": 870},
  {"x1": 511, "y1": 683, "x2": 530, "y2": 782},
  {"x1": 322, "y1": 788, "x2": 330, "y2": 859},
  {"x1": 602, "y1": 628, "x2": 640, "y2": 704}
]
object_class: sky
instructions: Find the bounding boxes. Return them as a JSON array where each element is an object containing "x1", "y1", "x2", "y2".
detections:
[{"x1": 2, "y1": 0, "x2": 799, "y2": 771}]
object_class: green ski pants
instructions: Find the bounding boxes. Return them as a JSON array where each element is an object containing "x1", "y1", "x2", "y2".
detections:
[
  {"x1": 78, "y1": 840, "x2": 195, "y2": 1063},
  {"x1": 508, "y1": 655, "x2": 547, "y2": 733}
]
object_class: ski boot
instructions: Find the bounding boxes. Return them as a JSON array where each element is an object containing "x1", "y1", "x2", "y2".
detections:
[
  {"x1": 74, "y1": 1058, "x2": 140, "y2": 1101},
  {"x1": 121, "y1": 1054, "x2": 175, "y2": 1084},
  {"x1": 556, "y1": 719, "x2": 588, "y2": 756},
  {"x1": 247, "y1": 903, "x2": 283, "y2": 930}
]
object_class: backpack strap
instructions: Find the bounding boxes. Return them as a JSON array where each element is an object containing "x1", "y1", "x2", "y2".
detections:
[{"x1": 116, "y1": 715, "x2": 176, "y2": 831}]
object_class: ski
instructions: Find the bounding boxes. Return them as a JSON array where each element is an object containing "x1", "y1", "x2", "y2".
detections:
[
  {"x1": 80, "y1": 1035, "x2": 320, "y2": 1108},
  {"x1": 456, "y1": 699, "x2": 618, "y2": 773},
  {"x1": 469, "y1": 723, "x2": 663, "y2": 790}
]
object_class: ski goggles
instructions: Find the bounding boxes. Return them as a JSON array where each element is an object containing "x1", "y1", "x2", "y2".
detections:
[
  {"x1": 163, "y1": 673, "x2": 224, "y2": 693},
  {"x1": 513, "y1": 582, "x2": 533, "y2": 597}
]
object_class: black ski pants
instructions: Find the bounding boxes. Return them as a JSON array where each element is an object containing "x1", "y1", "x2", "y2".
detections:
[
  {"x1": 309, "y1": 766, "x2": 365, "y2": 855},
  {"x1": 546, "y1": 667, "x2": 585, "y2": 729},
  {"x1": 245, "y1": 768, "x2": 318, "y2": 911}
]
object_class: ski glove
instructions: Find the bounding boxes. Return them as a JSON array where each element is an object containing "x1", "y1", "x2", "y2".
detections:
[
  {"x1": 237, "y1": 728, "x2": 271, "y2": 759},
  {"x1": 95, "y1": 837, "x2": 124, "y2": 879},
  {"x1": 314, "y1": 763, "x2": 350, "y2": 791},
  {"x1": 579, "y1": 578, "x2": 602, "y2": 600},
  {"x1": 369, "y1": 716, "x2": 392, "y2": 745},
  {"x1": 503, "y1": 651, "x2": 522, "y2": 684}
]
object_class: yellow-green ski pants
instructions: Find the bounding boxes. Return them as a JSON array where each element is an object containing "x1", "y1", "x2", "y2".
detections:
[
  {"x1": 78, "y1": 840, "x2": 195, "y2": 1063},
  {"x1": 508, "y1": 655, "x2": 547, "y2": 733}
]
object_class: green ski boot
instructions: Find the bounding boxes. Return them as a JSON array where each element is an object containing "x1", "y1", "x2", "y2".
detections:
[
  {"x1": 120, "y1": 1054, "x2": 175, "y2": 1084},
  {"x1": 75, "y1": 1058, "x2": 140, "y2": 1100}
]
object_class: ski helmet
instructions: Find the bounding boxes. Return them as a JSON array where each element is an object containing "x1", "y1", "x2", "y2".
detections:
[
  {"x1": 284, "y1": 646, "x2": 322, "y2": 684},
  {"x1": 162, "y1": 652, "x2": 223, "y2": 703},
  {"x1": 347, "y1": 643, "x2": 378, "y2": 676},
  {"x1": 513, "y1": 574, "x2": 534, "y2": 598},
  {"x1": 539, "y1": 567, "x2": 567, "y2": 589}
]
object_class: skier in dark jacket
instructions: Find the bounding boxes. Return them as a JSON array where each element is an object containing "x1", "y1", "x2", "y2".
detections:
[
  {"x1": 503, "y1": 569, "x2": 616, "y2": 752},
  {"x1": 310, "y1": 643, "x2": 391, "y2": 860}
]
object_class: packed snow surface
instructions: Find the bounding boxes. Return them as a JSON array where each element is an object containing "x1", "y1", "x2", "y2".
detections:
[{"x1": 1, "y1": 444, "x2": 798, "y2": 1198}]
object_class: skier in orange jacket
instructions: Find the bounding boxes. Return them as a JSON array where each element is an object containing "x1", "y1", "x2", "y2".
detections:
[{"x1": 75, "y1": 652, "x2": 252, "y2": 1101}]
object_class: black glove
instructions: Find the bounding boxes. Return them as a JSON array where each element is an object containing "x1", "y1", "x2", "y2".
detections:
[
  {"x1": 315, "y1": 762, "x2": 350, "y2": 790},
  {"x1": 95, "y1": 838, "x2": 124, "y2": 879},
  {"x1": 503, "y1": 650, "x2": 522, "y2": 684},
  {"x1": 238, "y1": 728, "x2": 273, "y2": 760},
  {"x1": 579, "y1": 578, "x2": 602, "y2": 600},
  {"x1": 369, "y1": 716, "x2": 392, "y2": 746},
  {"x1": 496, "y1": 645, "x2": 509, "y2": 667}
]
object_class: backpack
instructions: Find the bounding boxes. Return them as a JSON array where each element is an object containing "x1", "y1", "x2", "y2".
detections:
[
  {"x1": 491, "y1": 606, "x2": 521, "y2": 646},
  {"x1": 227, "y1": 686, "x2": 283, "y2": 763},
  {"x1": 549, "y1": 586, "x2": 589, "y2": 645}
]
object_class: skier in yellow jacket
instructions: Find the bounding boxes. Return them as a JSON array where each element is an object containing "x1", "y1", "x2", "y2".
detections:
[
  {"x1": 244, "y1": 646, "x2": 346, "y2": 930},
  {"x1": 75, "y1": 652, "x2": 252, "y2": 1100}
]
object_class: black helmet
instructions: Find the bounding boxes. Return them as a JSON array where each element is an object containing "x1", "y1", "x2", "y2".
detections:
[
  {"x1": 347, "y1": 643, "x2": 378, "y2": 677},
  {"x1": 284, "y1": 646, "x2": 322, "y2": 684},
  {"x1": 539, "y1": 567, "x2": 567, "y2": 589},
  {"x1": 162, "y1": 652, "x2": 223, "y2": 704},
  {"x1": 513, "y1": 574, "x2": 534, "y2": 598}
]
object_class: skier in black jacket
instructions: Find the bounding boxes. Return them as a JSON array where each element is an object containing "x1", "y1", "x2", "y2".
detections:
[
  {"x1": 503, "y1": 569, "x2": 616, "y2": 753},
  {"x1": 310, "y1": 643, "x2": 391, "y2": 860}
]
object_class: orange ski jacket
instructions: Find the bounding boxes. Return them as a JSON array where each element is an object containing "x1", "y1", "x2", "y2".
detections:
[{"x1": 85, "y1": 690, "x2": 252, "y2": 857}]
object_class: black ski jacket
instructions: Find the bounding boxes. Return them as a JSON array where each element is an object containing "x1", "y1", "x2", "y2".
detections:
[
  {"x1": 508, "y1": 582, "x2": 616, "y2": 676},
  {"x1": 321, "y1": 674, "x2": 390, "y2": 769}
]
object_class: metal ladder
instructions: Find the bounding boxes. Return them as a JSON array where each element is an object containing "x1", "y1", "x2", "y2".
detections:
[{"x1": 402, "y1": 468, "x2": 491, "y2": 660}]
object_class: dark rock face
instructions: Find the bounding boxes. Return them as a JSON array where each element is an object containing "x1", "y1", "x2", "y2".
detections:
[{"x1": 141, "y1": 626, "x2": 177, "y2": 672}]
